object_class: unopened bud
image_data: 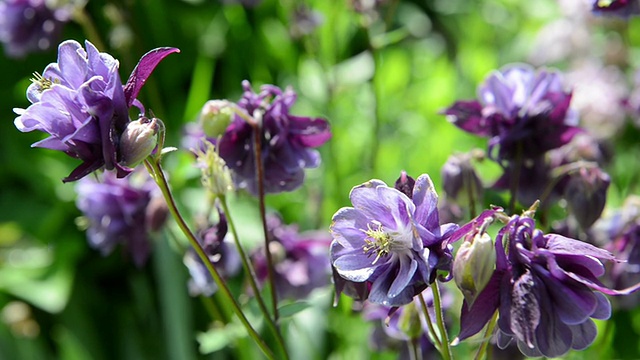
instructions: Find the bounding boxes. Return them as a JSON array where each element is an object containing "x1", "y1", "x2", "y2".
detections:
[
  {"x1": 200, "y1": 100, "x2": 234, "y2": 138},
  {"x1": 564, "y1": 166, "x2": 610, "y2": 230},
  {"x1": 453, "y1": 232, "x2": 495, "y2": 307},
  {"x1": 397, "y1": 301, "x2": 422, "y2": 340},
  {"x1": 195, "y1": 141, "x2": 234, "y2": 197},
  {"x1": 394, "y1": 170, "x2": 415, "y2": 198},
  {"x1": 441, "y1": 153, "x2": 483, "y2": 203},
  {"x1": 119, "y1": 116, "x2": 159, "y2": 166}
]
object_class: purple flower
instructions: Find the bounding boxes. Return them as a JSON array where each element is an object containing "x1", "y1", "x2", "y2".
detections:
[
  {"x1": 76, "y1": 170, "x2": 167, "y2": 267},
  {"x1": 184, "y1": 212, "x2": 241, "y2": 297},
  {"x1": 330, "y1": 174, "x2": 457, "y2": 307},
  {"x1": 14, "y1": 40, "x2": 179, "y2": 182},
  {"x1": 593, "y1": 0, "x2": 640, "y2": 17},
  {"x1": 252, "y1": 214, "x2": 331, "y2": 300},
  {"x1": 456, "y1": 210, "x2": 639, "y2": 358},
  {"x1": 443, "y1": 64, "x2": 582, "y2": 163},
  {"x1": 217, "y1": 81, "x2": 331, "y2": 195},
  {"x1": 0, "y1": 0, "x2": 73, "y2": 58}
]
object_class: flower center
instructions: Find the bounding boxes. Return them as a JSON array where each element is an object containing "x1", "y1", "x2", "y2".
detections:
[
  {"x1": 30, "y1": 72, "x2": 55, "y2": 92},
  {"x1": 362, "y1": 221, "x2": 402, "y2": 265}
]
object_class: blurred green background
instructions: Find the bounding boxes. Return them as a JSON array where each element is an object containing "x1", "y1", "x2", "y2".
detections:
[{"x1": 2, "y1": 0, "x2": 640, "y2": 359}]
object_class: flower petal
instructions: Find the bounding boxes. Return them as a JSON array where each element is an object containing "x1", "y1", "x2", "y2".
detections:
[{"x1": 124, "y1": 47, "x2": 180, "y2": 106}]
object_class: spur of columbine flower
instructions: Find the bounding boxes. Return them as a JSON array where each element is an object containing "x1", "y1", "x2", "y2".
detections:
[
  {"x1": 442, "y1": 64, "x2": 581, "y2": 163},
  {"x1": 216, "y1": 81, "x2": 331, "y2": 195},
  {"x1": 13, "y1": 39, "x2": 179, "y2": 182},
  {"x1": 330, "y1": 173, "x2": 457, "y2": 307},
  {"x1": 75, "y1": 169, "x2": 167, "y2": 267},
  {"x1": 454, "y1": 206, "x2": 640, "y2": 358}
]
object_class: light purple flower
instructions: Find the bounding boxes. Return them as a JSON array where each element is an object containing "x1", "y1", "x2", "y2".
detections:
[
  {"x1": 252, "y1": 214, "x2": 331, "y2": 300},
  {"x1": 330, "y1": 174, "x2": 457, "y2": 307},
  {"x1": 0, "y1": 0, "x2": 73, "y2": 58},
  {"x1": 217, "y1": 81, "x2": 331, "y2": 195},
  {"x1": 76, "y1": 170, "x2": 166, "y2": 267},
  {"x1": 14, "y1": 40, "x2": 178, "y2": 182},
  {"x1": 456, "y1": 210, "x2": 640, "y2": 358},
  {"x1": 443, "y1": 64, "x2": 582, "y2": 163}
]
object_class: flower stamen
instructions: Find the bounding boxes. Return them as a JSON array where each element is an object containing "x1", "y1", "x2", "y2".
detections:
[
  {"x1": 30, "y1": 72, "x2": 55, "y2": 92},
  {"x1": 362, "y1": 221, "x2": 393, "y2": 264}
]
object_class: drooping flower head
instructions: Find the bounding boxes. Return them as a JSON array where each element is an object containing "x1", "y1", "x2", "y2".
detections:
[
  {"x1": 183, "y1": 211, "x2": 241, "y2": 297},
  {"x1": 217, "y1": 81, "x2": 331, "y2": 195},
  {"x1": 252, "y1": 213, "x2": 331, "y2": 300},
  {"x1": 14, "y1": 40, "x2": 179, "y2": 182},
  {"x1": 0, "y1": 0, "x2": 75, "y2": 58},
  {"x1": 443, "y1": 64, "x2": 582, "y2": 164},
  {"x1": 75, "y1": 170, "x2": 167, "y2": 267},
  {"x1": 455, "y1": 207, "x2": 639, "y2": 358},
  {"x1": 592, "y1": 0, "x2": 640, "y2": 17},
  {"x1": 330, "y1": 173, "x2": 458, "y2": 307}
]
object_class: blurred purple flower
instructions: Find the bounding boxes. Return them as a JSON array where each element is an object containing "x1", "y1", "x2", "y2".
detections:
[
  {"x1": 0, "y1": 0, "x2": 74, "y2": 58},
  {"x1": 330, "y1": 174, "x2": 457, "y2": 307},
  {"x1": 76, "y1": 170, "x2": 167, "y2": 267},
  {"x1": 456, "y1": 210, "x2": 640, "y2": 358},
  {"x1": 184, "y1": 212, "x2": 241, "y2": 297},
  {"x1": 443, "y1": 64, "x2": 582, "y2": 163},
  {"x1": 14, "y1": 40, "x2": 178, "y2": 182},
  {"x1": 217, "y1": 81, "x2": 331, "y2": 195},
  {"x1": 252, "y1": 214, "x2": 331, "y2": 300},
  {"x1": 592, "y1": 0, "x2": 640, "y2": 17}
]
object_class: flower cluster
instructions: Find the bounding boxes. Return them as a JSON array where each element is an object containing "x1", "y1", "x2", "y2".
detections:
[
  {"x1": 14, "y1": 40, "x2": 178, "y2": 182},
  {"x1": 454, "y1": 208, "x2": 638, "y2": 358},
  {"x1": 75, "y1": 170, "x2": 167, "y2": 267},
  {"x1": 330, "y1": 173, "x2": 457, "y2": 306}
]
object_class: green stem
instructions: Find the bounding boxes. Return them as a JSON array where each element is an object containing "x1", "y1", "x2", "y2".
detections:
[
  {"x1": 144, "y1": 159, "x2": 275, "y2": 359},
  {"x1": 409, "y1": 337, "x2": 423, "y2": 360},
  {"x1": 219, "y1": 196, "x2": 289, "y2": 360},
  {"x1": 418, "y1": 292, "x2": 442, "y2": 351},
  {"x1": 473, "y1": 311, "x2": 498, "y2": 360},
  {"x1": 432, "y1": 282, "x2": 453, "y2": 360},
  {"x1": 73, "y1": 7, "x2": 107, "y2": 51}
]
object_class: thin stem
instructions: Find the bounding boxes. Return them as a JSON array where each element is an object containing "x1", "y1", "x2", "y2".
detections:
[
  {"x1": 473, "y1": 311, "x2": 498, "y2": 360},
  {"x1": 418, "y1": 292, "x2": 442, "y2": 351},
  {"x1": 507, "y1": 146, "x2": 523, "y2": 214},
  {"x1": 144, "y1": 158, "x2": 275, "y2": 360},
  {"x1": 72, "y1": 7, "x2": 107, "y2": 51},
  {"x1": 432, "y1": 282, "x2": 453, "y2": 360},
  {"x1": 409, "y1": 337, "x2": 423, "y2": 360},
  {"x1": 219, "y1": 196, "x2": 289, "y2": 360},
  {"x1": 249, "y1": 114, "x2": 280, "y2": 322}
]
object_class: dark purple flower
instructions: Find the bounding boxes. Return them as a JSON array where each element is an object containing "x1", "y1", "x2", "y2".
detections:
[
  {"x1": 217, "y1": 81, "x2": 331, "y2": 195},
  {"x1": 456, "y1": 210, "x2": 640, "y2": 358},
  {"x1": 0, "y1": 0, "x2": 73, "y2": 58},
  {"x1": 440, "y1": 152, "x2": 484, "y2": 205},
  {"x1": 14, "y1": 40, "x2": 179, "y2": 182},
  {"x1": 184, "y1": 212, "x2": 241, "y2": 297},
  {"x1": 76, "y1": 170, "x2": 166, "y2": 267},
  {"x1": 564, "y1": 166, "x2": 610, "y2": 230},
  {"x1": 330, "y1": 174, "x2": 458, "y2": 307},
  {"x1": 592, "y1": 0, "x2": 640, "y2": 17},
  {"x1": 443, "y1": 64, "x2": 582, "y2": 163},
  {"x1": 252, "y1": 214, "x2": 331, "y2": 300}
]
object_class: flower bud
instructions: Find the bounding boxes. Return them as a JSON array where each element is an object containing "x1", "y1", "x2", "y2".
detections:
[
  {"x1": 564, "y1": 166, "x2": 610, "y2": 230},
  {"x1": 119, "y1": 116, "x2": 159, "y2": 166},
  {"x1": 441, "y1": 152, "x2": 483, "y2": 204},
  {"x1": 199, "y1": 100, "x2": 234, "y2": 138},
  {"x1": 394, "y1": 170, "x2": 415, "y2": 199},
  {"x1": 397, "y1": 301, "x2": 423, "y2": 340},
  {"x1": 453, "y1": 232, "x2": 495, "y2": 307}
]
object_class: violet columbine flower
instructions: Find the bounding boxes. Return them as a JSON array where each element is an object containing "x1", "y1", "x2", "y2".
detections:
[
  {"x1": 443, "y1": 64, "x2": 582, "y2": 163},
  {"x1": 593, "y1": 0, "x2": 640, "y2": 17},
  {"x1": 252, "y1": 214, "x2": 331, "y2": 300},
  {"x1": 0, "y1": 0, "x2": 74, "y2": 58},
  {"x1": 13, "y1": 39, "x2": 179, "y2": 182},
  {"x1": 76, "y1": 170, "x2": 167, "y2": 267},
  {"x1": 330, "y1": 174, "x2": 457, "y2": 307},
  {"x1": 217, "y1": 81, "x2": 331, "y2": 195},
  {"x1": 456, "y1": 208, "x2": 640, "y2": 358},
  {"x1": 184, "y1": 211, "x2": 241, "y2": 297}
]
